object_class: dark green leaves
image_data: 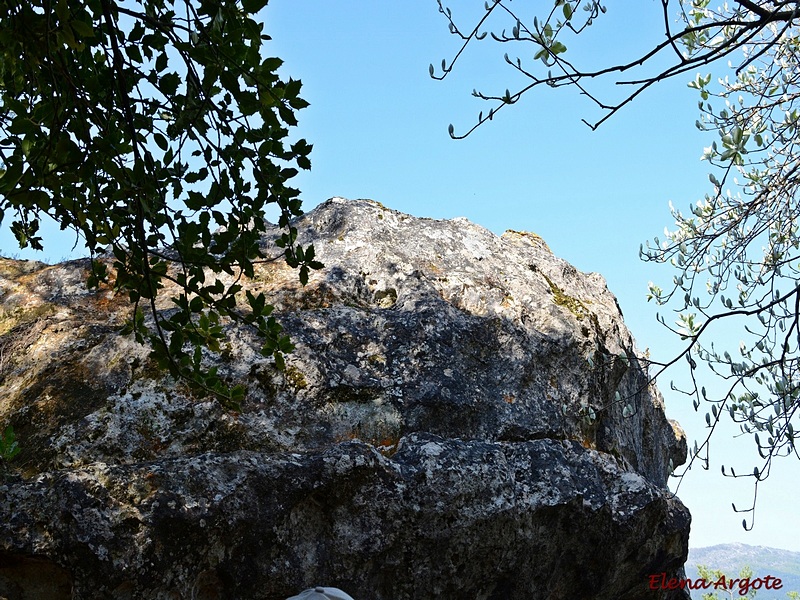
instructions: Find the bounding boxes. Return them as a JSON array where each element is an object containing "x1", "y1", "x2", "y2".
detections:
[
  {"x1": 0, "y1": 0, "x2": 321, "y2": 409},
  {"x1": 0, "y1": 425, "x2": 20, "y2": 462},
  {"x1": 71, "y1": 19, "x2": 95, "y2": 38},
  {"x1": 153, "y1": 132, "x2": 168, "y2": 150},
  {"x1": 159, "y1": 72, "x2": 180, "y2": 95}
]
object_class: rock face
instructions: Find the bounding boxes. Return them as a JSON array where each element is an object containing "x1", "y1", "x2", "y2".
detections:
[{"x1": 0, "y1": 198, "x2": 690, "y2": 599}]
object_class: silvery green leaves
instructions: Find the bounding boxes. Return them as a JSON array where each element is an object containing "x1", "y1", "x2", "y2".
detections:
[
  {"x1": 579, "y1": 404, "x2": 596, "y2": 425},
  {"x1": 640, "y1": 0, "x2": 800, "y2": 504},
  {"x1": 532, "y1": 21, "x2": 567, "y2": 66},
  {"x1": 433, "y1": 0, "x2": 607, "y2": 138},
  {"x1": 0, "y1": 0, "x2": 319, "y2": 408},
  {"x1": 577, "y1": 350, "x2": 638, "y2": 427},
  {"x1": 687, "y1": 72, "x2": 712, "y2": 101}
]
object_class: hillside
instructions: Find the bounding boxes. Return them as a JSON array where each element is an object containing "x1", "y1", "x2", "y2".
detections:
[{"x1": 685, "y1": 544, "x2": 800, "y2": 598}]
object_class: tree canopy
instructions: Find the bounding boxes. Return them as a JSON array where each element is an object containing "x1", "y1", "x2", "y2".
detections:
[
  {"x1": 0, "y1": 0, "x2": 321, "y2": 408},
  {"x1": 433, "y1": 0, "x2": 800, "y2": 522}
]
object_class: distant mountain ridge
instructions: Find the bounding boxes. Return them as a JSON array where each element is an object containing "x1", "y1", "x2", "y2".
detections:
[{"x1": 685, "y1": 543, "x2": 800, "y2": 598}]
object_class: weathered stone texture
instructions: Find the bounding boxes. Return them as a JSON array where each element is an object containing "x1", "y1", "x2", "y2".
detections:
[{"x1": 0, "y1": 198, "x2": 689, "y2": 599}]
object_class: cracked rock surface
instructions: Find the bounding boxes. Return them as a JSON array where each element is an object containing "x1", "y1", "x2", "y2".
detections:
[{"x1": 0, "y1": 198, "x2": 689, "y2": 599}]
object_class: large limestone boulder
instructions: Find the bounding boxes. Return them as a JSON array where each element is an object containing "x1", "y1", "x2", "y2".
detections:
[{"x1": 0, "y1": 198, "x2": 690, "y2": 599}]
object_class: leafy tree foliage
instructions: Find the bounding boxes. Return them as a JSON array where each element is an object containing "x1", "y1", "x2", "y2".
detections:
[
  {"x1": 0, "y1": 0, "x2": 321, "y2": 408},
  {"x1": 697, "y1": 564, "x2": 757, "y2": 600},
  {"x1": 433, "y1": 0, "x2": 800, "y2": 520}
]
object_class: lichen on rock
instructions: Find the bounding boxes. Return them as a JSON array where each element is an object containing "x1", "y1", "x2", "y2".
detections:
[{"x1": 0, "y1": 198, "x2": 690, "y2": 599}]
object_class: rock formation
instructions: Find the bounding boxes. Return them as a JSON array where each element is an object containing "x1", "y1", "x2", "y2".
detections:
[{"x1": 0, "y1": 198, "x2": 690, "y2": 599}]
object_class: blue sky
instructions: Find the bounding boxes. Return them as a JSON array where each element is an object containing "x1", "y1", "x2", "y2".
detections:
[{"x1": 3, "y1": 1, "x2": 798, "y2": 552}]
